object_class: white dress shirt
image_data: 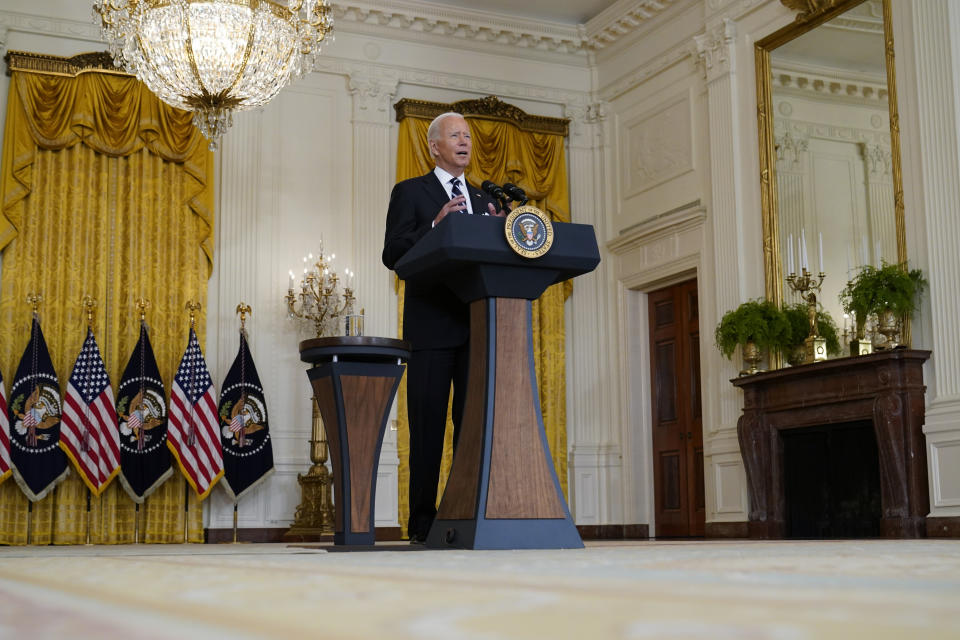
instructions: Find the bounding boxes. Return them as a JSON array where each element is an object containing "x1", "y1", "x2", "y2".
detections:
[{"x1": 433, "y1": 166, "x2": 474, "y2": 215}]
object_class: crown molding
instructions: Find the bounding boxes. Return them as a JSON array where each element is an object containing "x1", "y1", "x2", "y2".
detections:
[
  {"x1": 584, "y1": 0, "x2": 682, "y2": 50},
  {"x1": 771, "y1": 59, "x2": 888, "y2": 106},
  {"x1": 332, "y1": 0, "x2": 588, "y2": 62},
  {"x1": 335, "y1": 0, "x2": 682, "y2": 57}
]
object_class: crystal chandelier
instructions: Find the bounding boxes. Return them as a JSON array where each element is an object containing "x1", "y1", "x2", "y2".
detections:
[{"x1": 94, "y1": 0, "x2": 333, "y2": 148}]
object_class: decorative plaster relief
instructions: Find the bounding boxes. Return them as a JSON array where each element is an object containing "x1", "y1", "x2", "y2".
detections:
[
  {"x1": 861, "y1": 143, "x2": 893, "y2": 178},
  {"x1": 622, "y1": 94, "x2": 693, "y2": 198},
  {"x1": 565, "y1": 101, "x2": 607, "y2": 147},
  {"x1": 348, "y1": 72, "x2": 399, "y2": 121},
  {"x1": 775, "y1": 130, "x2": 808, "y2": 167},
  {"x1": 694, "y1": 18, "x2": 736, "y2": 82},
  {"x1": 775, "y1": 118, "x2": 889, "y2": 147}
]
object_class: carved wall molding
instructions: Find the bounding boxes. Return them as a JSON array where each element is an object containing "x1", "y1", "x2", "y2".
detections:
[
  {"x1": 622, "y1": 93, "x2": 693, "y2": 197},
  {"x1": 393, "y1": 96, "x2": 569, "y2": 136},
  {"x1": 348, "y1": 73, "x2": 399, "y2": 122},
  {"x1": 694, "y1": 19, "x2": 736, "y2": 81},
  {"x1": 584, "y1": 0, "x2": 681, "y2": 50},
  {"x1": 334, "y1": 0, "x2": 681, "y2": 56},
  {"x1": 774, "y1": 118, "x2": 890, "y2": 147},
  {"x1": 861, "y1": 142, "x2": 893, "y2": 177},
  {"x1": 0, "y1": 10, "x2": 103, "y2": 50},
  {"x1": 333, "y1": 0, "x2": 586, "y2": 60},
  {"x1": 774, "y1": 130, "x2": 809, "y2": 167},
  {"x1": 771, "y1": 62, "x2": 888, "y2": 106}
]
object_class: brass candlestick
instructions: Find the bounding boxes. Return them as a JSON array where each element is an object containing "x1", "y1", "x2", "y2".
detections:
[
  {"x1": 284, "y1": 391, "x2": 335, "y2": 539},
  {"x1": 845, "y1": 280, "x2": 874, "y2": 356},
  {"x1": 786, "y1": 268, "x2": 827, "y2": 364},
  {"x1": 284, "y1": 248, "x2": 354, "y2": 541}
]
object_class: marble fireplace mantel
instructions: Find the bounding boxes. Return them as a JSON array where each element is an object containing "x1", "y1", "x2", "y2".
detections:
[{"x1": 732, "y1": 349, "x2": 931, "y2": 538}]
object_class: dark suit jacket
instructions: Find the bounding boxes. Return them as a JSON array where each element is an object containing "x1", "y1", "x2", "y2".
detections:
[{"x1": 382, "y1": 171, "x2": 499, "y2": 350}]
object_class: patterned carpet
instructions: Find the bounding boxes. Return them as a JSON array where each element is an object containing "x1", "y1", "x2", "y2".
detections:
[{"x1": 0, "y1": 540, "x2": 958, "y2": 639}]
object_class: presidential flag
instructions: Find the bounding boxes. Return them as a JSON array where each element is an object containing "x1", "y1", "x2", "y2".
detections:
[
  {"x1": 117, "y1": 322, "x2": 172, "y2": 503},
  {"x1": 168, "y1": 327, "x2": 223, "y2": 499},
  {"x1": 218, "y1": 330, "x2": 273, "y2": 500},
  {"x1": 60, "y1": 329, "x2": 120, "y2": 495},
  {"x1": 8, "y1": 316, "x2": 68, "y2": 501},
  {"x1": 0, "y1": 369, "x2": 10, "y2": 484}
]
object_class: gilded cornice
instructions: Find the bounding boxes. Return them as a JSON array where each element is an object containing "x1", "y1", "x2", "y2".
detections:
[
  {"x1": 394, "y1": 96, "x2": 569, "y2": 137},
  {"x1": 4, "y1": 50, "x2": 127, "y2": 77}
]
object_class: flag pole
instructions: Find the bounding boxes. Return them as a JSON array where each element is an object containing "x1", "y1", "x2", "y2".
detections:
[
  {"x1": 26, "y1": 501, "x2": 32, "y2": 545},
  {"x1": 233, "y1": 501, "x2": 239, "y2": 543},
  {"x1": 85, "y1": 491, "x2": 92, "y2": 545},
  {"x1": 134, "y1": 502, "x2": 140, "y2": 544},
  {"x1": 183, "y1": 481, "x2": 189, "y2": 543}
]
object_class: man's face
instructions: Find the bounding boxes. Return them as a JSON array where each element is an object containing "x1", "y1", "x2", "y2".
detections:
[{"x1": 430, "y1": 116, "x2": 472, "y2": 175}]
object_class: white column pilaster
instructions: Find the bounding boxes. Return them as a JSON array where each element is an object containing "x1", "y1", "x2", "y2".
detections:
[
  {"x1": 695, "y1": 18, "x2": 750, "y2": 525},
  {"x1": 348, "y1": 71, "x2": 400, "y2": 527},
  {"x1": 565, "y1": 100, "x2": 623, "y2": 525},
  {"x1": 902, "y1": 0, "x2": 960, "y2": 518}
]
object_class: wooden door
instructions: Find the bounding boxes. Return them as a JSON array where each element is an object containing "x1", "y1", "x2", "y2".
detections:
[{"x1": 649, "y1": 278, "x2": 704, "y2": 537}]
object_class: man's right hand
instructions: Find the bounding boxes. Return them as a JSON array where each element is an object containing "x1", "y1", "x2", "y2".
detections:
[{"x1": 432, "y1": 195, "x2": 467, "y2": 227}]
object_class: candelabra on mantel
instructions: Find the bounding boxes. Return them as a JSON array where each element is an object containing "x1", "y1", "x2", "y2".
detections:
[
  {"x1": 283, "y1": 246, "x2": 359, "y2": 541},
  {"x1": 785, "y1": 229, "x2": 827, "y2": 364}
]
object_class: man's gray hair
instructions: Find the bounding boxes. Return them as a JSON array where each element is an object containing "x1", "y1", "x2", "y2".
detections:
[{"x1": 427, "y1": 112, "x2": 466, "y2": 144}]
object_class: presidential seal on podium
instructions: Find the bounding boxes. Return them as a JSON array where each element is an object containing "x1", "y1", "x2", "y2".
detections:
[{"x1": 505, "y1": 205, "x2": 554, "y2": 258}]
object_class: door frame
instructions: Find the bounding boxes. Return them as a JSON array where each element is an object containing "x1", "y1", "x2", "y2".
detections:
[{"x1": 608, "y1": 204, "x2": 707, "y2": 537}]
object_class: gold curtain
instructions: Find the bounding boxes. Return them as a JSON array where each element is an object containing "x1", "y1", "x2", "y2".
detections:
[
  {"x1": 394, "y1": 104, "x2": 571, "y2": 537},
  {"x1": 0, "y1": 61, "x2": 214, "y2": 544}
]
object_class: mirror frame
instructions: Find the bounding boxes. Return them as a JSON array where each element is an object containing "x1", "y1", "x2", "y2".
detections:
[{"x1": 755, "y1": 0, "x2": 906, "y2": 311}]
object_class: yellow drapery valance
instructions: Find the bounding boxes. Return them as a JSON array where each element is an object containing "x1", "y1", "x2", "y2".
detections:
[
  {"x1": 393, "y1": 97, "x2": 571, "y2": 537},
  {"x1": 0, "y1": 52, "x2": 214, "y2": 544}
]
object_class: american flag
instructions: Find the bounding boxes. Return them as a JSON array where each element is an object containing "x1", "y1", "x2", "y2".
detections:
[
  {"x1": 60, "y1": 330, "x2": 120, "y2": 495},
  {"x1": 167, "y1": 327, "x2": 223, "y2": 499},
  {"x1": 0, "y1": 369, "x2": 10, "y2": 483},
  {"x1": 229, "y1": 412, "x2": 246, "y2": 433}
]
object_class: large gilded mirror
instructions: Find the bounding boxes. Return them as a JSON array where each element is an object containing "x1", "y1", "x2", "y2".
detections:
[{"x1": 756, "y1": 0, "x2": 905, "y2": 345}]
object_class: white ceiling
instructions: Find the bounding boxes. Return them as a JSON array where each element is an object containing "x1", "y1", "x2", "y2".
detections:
[{"x1": 414, "y1": 0, "x2": 619, "y2": 25}]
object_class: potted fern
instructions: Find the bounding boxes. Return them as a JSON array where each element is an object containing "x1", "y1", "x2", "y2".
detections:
[
  {"x1": 782, "y1": 303, "x2": 842, "y2": 365},
  {"x1": 840, "y1": 261, "x2": 926, "y2": 349},
  {"x1": 714, "y1": 299, "x2": 789, "y2": 375}
]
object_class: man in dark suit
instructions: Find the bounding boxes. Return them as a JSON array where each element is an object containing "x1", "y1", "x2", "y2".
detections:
[{"x1": 382, "y1": 112, "x2": 504, "y2": 543}]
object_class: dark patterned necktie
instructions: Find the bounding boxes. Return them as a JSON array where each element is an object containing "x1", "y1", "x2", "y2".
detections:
[{"x1": 450, "y1": 177, "x2": 468, "y2": 215}]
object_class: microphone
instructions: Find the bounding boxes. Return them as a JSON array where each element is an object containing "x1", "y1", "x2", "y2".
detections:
[
  {"x1": 502, "y1": 183, "x2": 528, "y2": 205},
  {"x1": 481, "y1": 180, "x2": 510, "y2": 212},
  {"x1": 481, "y1": 180, "x2": 506, "y2": 201}
]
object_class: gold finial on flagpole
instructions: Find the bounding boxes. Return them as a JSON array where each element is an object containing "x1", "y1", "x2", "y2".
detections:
[
  {"x1": 26, "y1": 292, "x2": 42, "y2": 316},
  {"x1": 82, "y1": 295, "x2": 97, "y2": 330},
  {"x1": 135, "y1": 298, "x2": 150, "y2": 322},
  {"x1": 236, "y1": 302, "x2": 252, "y2": 332},
  {"x1": 185, "y1": 300, "x2": 201, "y2": 328}
]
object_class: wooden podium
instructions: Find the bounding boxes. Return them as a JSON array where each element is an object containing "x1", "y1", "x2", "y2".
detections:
[
  {"x1": 395, "y1": 214, "x2": 600, "y2": 549},
  {"x1": 300, "y1": 337, "x2": 410, "y2": 545}
]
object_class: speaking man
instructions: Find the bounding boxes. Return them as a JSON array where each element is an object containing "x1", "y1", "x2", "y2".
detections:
[{"x1": 382, "y1": 111, "x2": 505, "y2": 543}]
